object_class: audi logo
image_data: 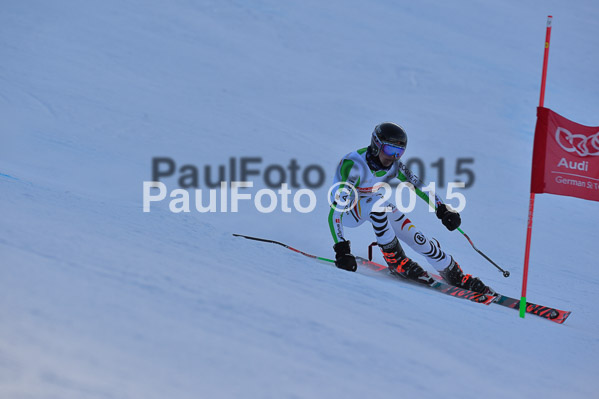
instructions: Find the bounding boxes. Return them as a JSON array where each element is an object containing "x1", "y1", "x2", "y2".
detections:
[{"x1": 555, "y1": 127, "x2": 599, "y2": 157}]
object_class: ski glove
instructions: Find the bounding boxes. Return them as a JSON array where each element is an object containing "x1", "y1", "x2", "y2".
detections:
[
  {"x1": 436, "y1": 204, "x2": 461, "y2": 231},
  {"x1": 333, "y1": 240, "x2": 357, "y2": 272}
]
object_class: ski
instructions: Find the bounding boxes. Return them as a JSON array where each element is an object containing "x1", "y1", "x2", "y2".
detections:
[
  {"x1": 354, "y1": 257, "x2": 496, "y2": 305},
  {"x1": 426, "y1": 272, "x2": 572, "y2": 324},
  {"x1": 359, "y1": 258, "x2": 572, "y2": 321},
  {"x1": 493, "y1": 295, "x2": 571, "y2": 324}
]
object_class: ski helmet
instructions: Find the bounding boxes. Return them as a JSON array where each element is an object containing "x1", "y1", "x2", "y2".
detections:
[{"x1": 370, "y1": 122, "x2": 408, "y2": 158}]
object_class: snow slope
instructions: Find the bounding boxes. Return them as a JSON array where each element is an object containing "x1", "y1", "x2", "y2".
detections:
[{"x1": 1, "y1": 1, "x2": 598, "y2": 398}]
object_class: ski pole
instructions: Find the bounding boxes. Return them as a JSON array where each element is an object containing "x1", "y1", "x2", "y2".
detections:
[
  {"x1": 456, "y1": 228, "x2": 510, "y2": 277},
  {"x1": 421, "y1": 196, "x2": 511, "y2": 278},
  {"x1": 233, "y1": 233, "x2": 388, "y2": 271},
  {"x1": 232, "y1": 233, "x2": 335, "y2": 264}
]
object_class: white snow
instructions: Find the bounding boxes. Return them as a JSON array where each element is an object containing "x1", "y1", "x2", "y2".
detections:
[{"x1": 1, "y1": 1, "x2": 598, "y2": 398}]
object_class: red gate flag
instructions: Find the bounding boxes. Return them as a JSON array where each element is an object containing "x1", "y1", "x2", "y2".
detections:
[{"x1": 530, "y1": 107, "x2": 599, "y2": 202}]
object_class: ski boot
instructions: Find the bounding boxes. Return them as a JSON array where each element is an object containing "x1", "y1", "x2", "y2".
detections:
[
  {"x1": 440, "y1": 259, "x2": 494, "y2": 294},
  {"x1": 380, "y1": 238, "x2": 433, "y2": 285}
]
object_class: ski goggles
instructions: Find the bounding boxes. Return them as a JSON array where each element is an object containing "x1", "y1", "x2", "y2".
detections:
[
  {"x1": 373, "y1": 133, "x2": 406, "y2": 159},
  {"x1": 380, "y1": 143, "x2": 406, "y2": 158}
]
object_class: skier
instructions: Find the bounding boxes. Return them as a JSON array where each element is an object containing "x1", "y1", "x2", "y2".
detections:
[{"x1": 328, "y1": 122, "x2": 491, "y2": 294}]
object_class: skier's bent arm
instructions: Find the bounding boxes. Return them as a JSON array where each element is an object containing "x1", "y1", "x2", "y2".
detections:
[
  {"x1": 328, "y1": 159, "x2": 361, "y2": 243},
  {"x1": 329, "y1": 158, "x2": 362, "y2": 272},
  {"x1": 397, "y1": 162, "x2": 444, "y2": 210},
  {"x1": 397, "y1": 162, "x2": 462, "y2": 231},
  {"x1": 328, "y1": 206, "x2": 345, "y2": 243}
]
